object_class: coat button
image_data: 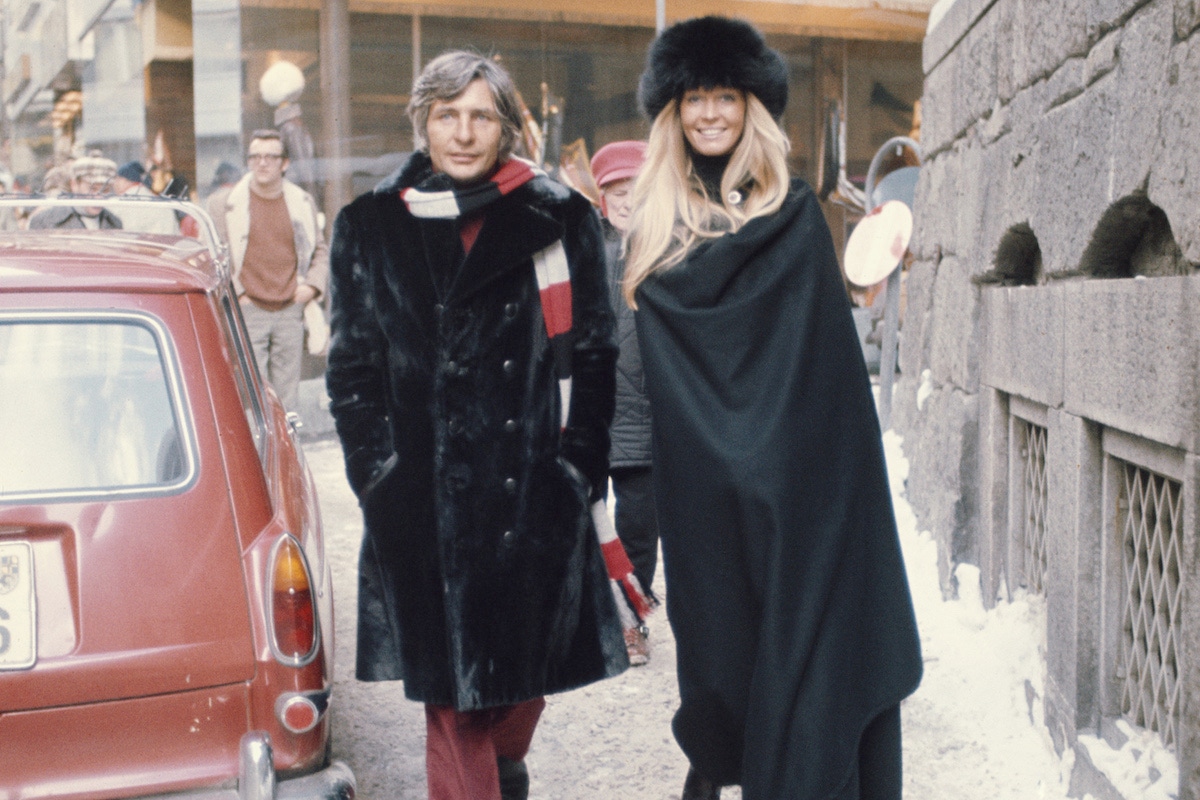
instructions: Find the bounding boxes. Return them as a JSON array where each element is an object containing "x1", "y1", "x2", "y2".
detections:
[
  {"x1": 448, "y1": 417, "x2": 463, "y2": 434},
  {"x1": 503, "y1": 419, "x2": 517, "y2": 433},
  {"x1": 435, "y1": 303, "x2": 445, "y2": 317},
  {"x1": 504, "y1": 477, "x2": 517, "y2": 494},
  {"x1": 504, "y1": 302, "x2": 517, "y2": 319},
  {"x1": 502, "y1": 359, "x2": 515, "y2": 376},
  {"x1": 446, "y1": 360, "x2": 458, "y2": 373},
  {"x1": 502, "y1": 529, "x2": 515, "y2": 545}
]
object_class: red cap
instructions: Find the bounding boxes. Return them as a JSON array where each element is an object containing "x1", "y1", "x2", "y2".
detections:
[{"x1": 590, "y1": 140, "x2": 647, "y2": 188}]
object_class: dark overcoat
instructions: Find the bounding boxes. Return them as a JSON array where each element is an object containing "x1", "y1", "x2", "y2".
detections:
[
  {"x1": 325, "y1": 152, "x2": 627, "y2": 710},
  {"x1": 634, "y1": 179, "x2": 923, "y2": 799}
]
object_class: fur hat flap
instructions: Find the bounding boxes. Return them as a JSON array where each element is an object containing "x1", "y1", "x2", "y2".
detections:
[{"x1": 638, "y1": 16, "x2": 788, "y2": 120}]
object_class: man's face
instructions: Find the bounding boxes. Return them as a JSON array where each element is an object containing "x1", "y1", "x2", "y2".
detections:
[
  {"x1": 600, "y1": 178, "x2": 635, "y2": 233},
  {"x1": 426, "y1": 78, "x2": 503, "y2": 185},
  {"x1": 246, "y1": 138, "x2": 288, "y2": 191}
]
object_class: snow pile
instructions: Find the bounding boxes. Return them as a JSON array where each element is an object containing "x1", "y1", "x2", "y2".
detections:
[{"x1": 883, "y1": 429, "x2": 1180, "y2": 799}]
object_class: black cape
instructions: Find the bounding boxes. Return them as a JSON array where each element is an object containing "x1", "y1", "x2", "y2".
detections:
[{"x1": 634, "y1": 180, "x2": 922, "y2": 799}]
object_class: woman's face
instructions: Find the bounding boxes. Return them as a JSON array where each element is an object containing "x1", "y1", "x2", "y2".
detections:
[{"x1": 679, "y1": 87, "x2": 746, "y2": 158}]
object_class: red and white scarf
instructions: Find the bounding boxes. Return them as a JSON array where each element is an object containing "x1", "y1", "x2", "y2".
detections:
[{"x1": 402, "y1": 157, "x2": 655, "y2": 627}]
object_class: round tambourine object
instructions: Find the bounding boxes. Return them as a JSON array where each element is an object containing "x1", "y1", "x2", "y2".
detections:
[{"x1": 843, "y1": 200, "x2": 913, "y2": 287}]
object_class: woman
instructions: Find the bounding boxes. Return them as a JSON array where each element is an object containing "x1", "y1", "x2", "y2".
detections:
[{"x1": 624, "y1": 16, "x2": 923, "y2": 800}]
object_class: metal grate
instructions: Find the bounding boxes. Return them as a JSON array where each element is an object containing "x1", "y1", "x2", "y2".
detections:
[
  {"x1": 1116, "y1": 460, "x2": 1183, "y2": 748},
  {"x1": 1018, "y1": 420, "x2": 1049, "y2": 593}
]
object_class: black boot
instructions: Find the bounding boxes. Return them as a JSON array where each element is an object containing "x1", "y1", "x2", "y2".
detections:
[
  {"x1": 682, "y1": 766, "x2": 721, "y2": 800},
  {"x1": 498, "y1": 756, "x2": 529, "y2": 800}
]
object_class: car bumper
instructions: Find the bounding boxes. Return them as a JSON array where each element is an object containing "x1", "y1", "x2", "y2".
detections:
[{"x1": 143, "y1": 732, "x2": 355, "y2": 800}]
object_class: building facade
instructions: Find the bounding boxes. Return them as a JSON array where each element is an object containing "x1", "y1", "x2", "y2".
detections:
[
  {"x1": 899, "y1": 0, "x2": 1200, "y2": 795},
  {"x1": 1, "y1": 0, "x2": 929, "y2": 227}
]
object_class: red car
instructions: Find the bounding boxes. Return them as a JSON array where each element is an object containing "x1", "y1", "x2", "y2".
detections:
[{"x1": 0, "y1": 198, "x2": 354, "y2": 799}]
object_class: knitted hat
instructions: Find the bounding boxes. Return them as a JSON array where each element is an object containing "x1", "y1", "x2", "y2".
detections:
[
  {"x1": 590, "y1": 140, "x2": 647, "y2": 188},
  {"x1": 638, "y1": 16, "x2": 788, "y2": 120},
  {"x1": 117, "y1": 160, "x2": 147, "y2": 184},
  {"x1": 70, "y1": 155, "x2": 117, "y2": 183}
]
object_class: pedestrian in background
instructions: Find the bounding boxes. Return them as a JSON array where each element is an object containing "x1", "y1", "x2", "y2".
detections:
[
  {"x1": 590, "y1": 139, "x2": 659, "y2": 666},
  {"x1": 29, "y1": 154, "x2": 122, "y2": 229},
  {"x1": 324, "y1": 50, "x2": 626, "y2": 800},
  {"x1": 208, "y1": 129, "x2": 327, "y2": 410},
  {"x1": 624, "y1": 16, "x2": 923, "y2": 800},
  {"x1": 112, "y1": 160, "x2": 181, "y2": 236}
]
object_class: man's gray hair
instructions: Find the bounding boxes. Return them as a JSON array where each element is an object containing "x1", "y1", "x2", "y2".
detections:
[{"x1": 407, "y1": 51, "x2": 525, "y2": 161}]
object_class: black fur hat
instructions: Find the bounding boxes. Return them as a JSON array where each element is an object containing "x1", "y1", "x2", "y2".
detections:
[{"x1": 638, "y1": 16, "x2": 788, "y2": 120}]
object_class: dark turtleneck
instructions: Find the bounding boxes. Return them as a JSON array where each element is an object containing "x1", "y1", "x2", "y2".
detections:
[{"x1": 691, "y1": 151, "x2": 731, "y2": 200}]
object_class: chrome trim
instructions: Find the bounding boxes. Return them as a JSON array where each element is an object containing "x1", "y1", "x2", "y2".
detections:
[
  {"x1": 265, "y1": 533, "x2": 322, "y2": 667},
  {"x1": 239, "y1": 732, "x2": 275, "y2": 800},
  {"x1": 134, "y1": 737, "x2": 355, "y2": 800},
  {"x1": 0, "y1": 309, "x2": 199, "y2": 504}
]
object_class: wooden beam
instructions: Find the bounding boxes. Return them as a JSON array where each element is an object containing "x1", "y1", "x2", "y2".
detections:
[{"x1": 241, "y1": 0, "x2": 930, "y2": 42}]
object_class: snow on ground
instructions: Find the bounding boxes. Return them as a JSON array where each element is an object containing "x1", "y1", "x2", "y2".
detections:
[{"x1": 884, "y1": 430, "x2": 1177, "y2": 800}]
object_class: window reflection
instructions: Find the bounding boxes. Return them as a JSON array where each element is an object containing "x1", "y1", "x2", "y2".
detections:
[{"x1": 0, "y1": 319, "x2": 187, "y2": 495}]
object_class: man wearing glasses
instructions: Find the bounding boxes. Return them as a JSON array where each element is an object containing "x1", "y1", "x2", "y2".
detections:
[{"x1": 208, "y1": 129, "x2": 328, "y2": 410}]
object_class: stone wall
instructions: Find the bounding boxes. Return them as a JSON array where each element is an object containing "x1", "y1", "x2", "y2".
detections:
[{"x1": 901, "y1": 0, "x2": 1200, "y2": 794}]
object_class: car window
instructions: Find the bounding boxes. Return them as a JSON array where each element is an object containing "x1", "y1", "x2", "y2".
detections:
[
  {"x1": 0, "y1": 313, "x2": 193, "y2": 499},
  {"x1": 217, "y1": 289, "x2": 267, "y2": 460}
]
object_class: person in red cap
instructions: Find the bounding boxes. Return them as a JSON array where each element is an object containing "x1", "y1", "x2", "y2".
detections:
[{"x1": 590, "y1": 140, "x2": 658, "y2": 666}]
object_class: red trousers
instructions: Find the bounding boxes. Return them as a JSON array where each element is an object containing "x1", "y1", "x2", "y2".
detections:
[{"x1": 424, "y1": 697, "x2": 545, "y2": 800}]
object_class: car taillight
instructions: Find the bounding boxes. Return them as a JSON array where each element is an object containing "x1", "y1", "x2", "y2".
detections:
[{"x1": 269, "y1": 535, "x2": 318, "y2": 664}]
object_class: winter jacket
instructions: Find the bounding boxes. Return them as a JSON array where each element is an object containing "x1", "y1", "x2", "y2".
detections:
[
  {"x1": 602, "y1": 219, "x2": 653, "y2": 468},
  {"x1": 207, "y1": 174, "x2": 328, "y2": 300},
  {"x1": 325, "y1": 152, "x2": 627, "y2": 710}
]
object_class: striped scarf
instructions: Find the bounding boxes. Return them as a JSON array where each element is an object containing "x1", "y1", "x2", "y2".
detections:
[{"x1": 402, "y1": 157, "x2": 655, "y2": 627}]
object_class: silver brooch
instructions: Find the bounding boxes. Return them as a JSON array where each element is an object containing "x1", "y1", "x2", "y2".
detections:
[{"x1": 727, "y1": 190, "x2": 743, "y2": 205}]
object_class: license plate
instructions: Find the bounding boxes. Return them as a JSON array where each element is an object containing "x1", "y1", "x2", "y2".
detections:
[{"x1": 0, "y1": 541, "x2": 36, "y2": 670}]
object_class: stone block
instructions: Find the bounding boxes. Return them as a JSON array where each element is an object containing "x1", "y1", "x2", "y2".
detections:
[
  {"x1": 976, "y1": 387, "x2": 1009, "y2": 608},
  {"x1": 1177, "y1": 0, "x2": 1200, "y2": 37},
  {"x1": 899, "y1": 257, "x2": 937, "y2": 381},
  {"x1": 1110, "y1": 0, "x2": 1175, "y2": 194},
  {"x1": 904, "y1": 385, "x2": 980, "y2": 592},
  {"x1": 953, "y1": 8, "x2": 1002, "y2": 138},
  {"x1": 1062, "y1": 275, "x2": 1200, "y2": 451},
  {"x1": 928, "y1": 255, "x2": 981, "y2": 393},
  {"x1": 919, "y1": 57, "x2": 959, "y2": 155},
  {"x1": 1149, "y1": 33, "x2": 1200, "y2": 263},
  {"x1": 980, "y1": 284, "x2": 1064, "y2": 408},
  {"x1": 1043, "y1": 56, "x2": 1087, "y2": 111},
  {"x1": 1030, "y1": 92, "x2": 1118, "y2": 275},
  {"x1": 1012, "y1": 0, "x2": 1092, "y2": 87},
  {"x1": 1178, "y1": 454, "x2": 1200, "y2": 799},
  {"x1": 911, "y1": 149, "x2": 958, "y2": 259},
  {"x1": 923, "y1": 0, "x2": 1000, "y2": 75},
  {"x1": 1085, "y1": 28, "x2": 1122, "y2": 85},
  {"x1": 1044, "y1": 409, "x2": 1104, "y2": 732}
]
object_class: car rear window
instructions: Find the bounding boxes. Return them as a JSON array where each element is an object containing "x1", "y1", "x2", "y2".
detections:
[{"x1": 0, "y1": 314, "x2": 193, "y2": 499}]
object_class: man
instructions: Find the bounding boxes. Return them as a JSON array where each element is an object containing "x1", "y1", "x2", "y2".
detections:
[
  {"x1": 325, "y1": 51, "x2": 626, "y2": 800},
  {"x1": 112, "y1": 160, "x2": 180, "y2": 236},
  {"x1": 208, "y1": 129, "x2": 327, "y2": 410},
  {"x1": 29, "y1": 154, "x2": 122, "y2": 230},
  {"x1": 589, "y1": 140, "x2": 658, "y2": 666}
]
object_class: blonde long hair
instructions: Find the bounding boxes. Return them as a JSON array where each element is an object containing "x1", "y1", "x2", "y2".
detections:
[{"x1": 622, "y1": 93, "x2": 790, "y2": 307}]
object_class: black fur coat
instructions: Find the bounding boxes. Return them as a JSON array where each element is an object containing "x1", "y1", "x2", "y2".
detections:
[{"x1": 325, "y1": 152, "x2": 627, "y2": 710}]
